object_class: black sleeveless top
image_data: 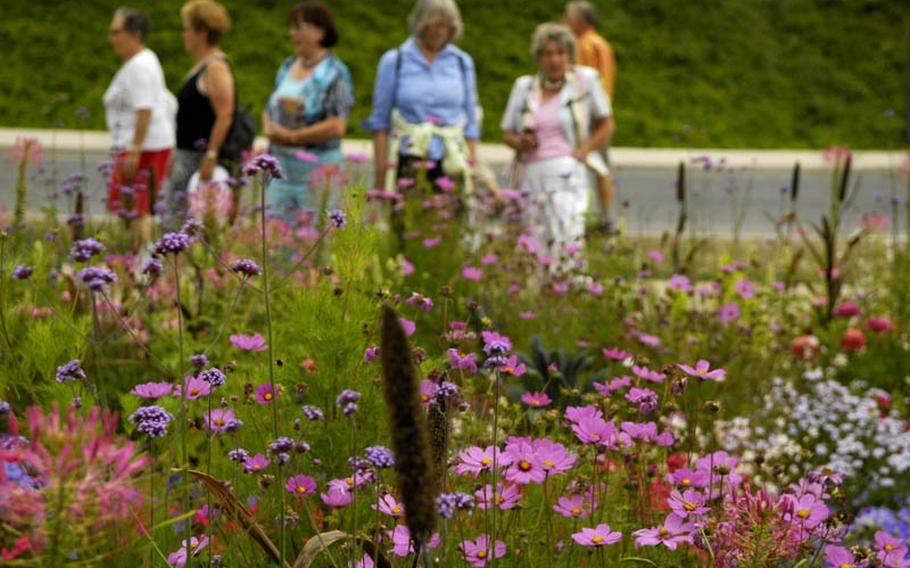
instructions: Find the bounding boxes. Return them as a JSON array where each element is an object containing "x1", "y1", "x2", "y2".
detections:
[{"x1": 176, "y1": 63, "x2": 216, "y2": 150}]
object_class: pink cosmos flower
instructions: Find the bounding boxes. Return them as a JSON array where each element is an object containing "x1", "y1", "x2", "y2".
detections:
[
  {"x1": 621, "y1": 421, "x2": 657, "y2": 442},
  {"x1": 593, "y1": 376, "x2": 632, "y2": 397},
  {"x1": 255, "y1": 383, "x2": 279, "y2": 404},
  {"x1": 553, "y1": 494, "x2": 595, "y2": 518},
  {"x1": 734, "y1": 279, "x2": 756, "y2": 299},
  {"x1": 462, "y1": 266, "x2": 483, "y2": 281},
  {"x1": 387, "y1": 525, "x2": 440, "y2": 557},
  {"x1": 503, "y1": 444, "x2": 546, "y2": 484},
  {"x1": 572, "y1": 416, "x2": 620, "y2": 447},
  {"x1": 447, "y1": 349, "x2": 478, "y2": 375},
  {"x1": 321, "y1": 484, "x2": 353, "y2": 507},
  {"x1": 401, "y1": 257, "x2": 415, "y2": 276},
  {"x1": 285, "y1": 474, "x2": 317, "y2": 497},
  {"x1": 131, "y1": 381, "x2": 173, "y2": 399},
  {"x1": 460, "y1": 535, "x2": 506, "y2": 567},
  {"x1": 632, "y1": 513, "x2": 696, "y2": 551},
  {"x1": 167, "y1": 535, "x2": 209, "y2": 568},
  {"x1": 373, "y1": 493, "x2": 404, "y2": 517},
  {"x1": 418, "y1": 379, "x2": 436, "y2": 405},
  {"x1": 243, "y1": 454, "x2": 270, "y2": 473},
  {"x1": 564, "y1": 405, "x2": 603, "y2": 424},
  {"x1": 454, "y1": 446, "x2": 512, "y2": 477},
  {"x1": 572, "y1": 524, "x2": 622, "y2": 547},
  {"x1": 499, "y1": 355, "x2": 526, "y2": 377},
  {"x1": 602, "y1": 347, "x2": 632, "y2": 361},
  {"x1": 784, "y1": 494, "x2": 828, "y2": 529},
  {"x1": 475, "y1": 483, "x2": 522, "y2": 510},
  {"x1": 521, "y1": 391, "x2": 551, "y2": 407},
  {"x1": 230, "y1": 333, "x2": 268, "y2": 351},
  {"x1": 203, "y1": 408, "x2": 237, "y2": 434},
  {"x1": 669, "y1": 468, "x2": 710, "y2": 488},
  {"x1": 717, "y1": 303, "x2": 741, "y2": 324},
  {"x1": 875, "y1": 531, "x2": 909, "y2": 565},
  {"x1": 398, "y1": 318, "x2": 416, "y2": 337},
  {"x1": 180, "y1": 376, "x2": 211, "y2": 400},
  {"x1": 668, "y1": 274, "x2": 692, "y2": 293},
  {"x1": 422, "y1": 236, "x2": 442, "y2": 248},
  {"x1": 632, "y1": 365, "x2": 667, "y2": 383},
  {"x1": 668, "y1": 489, "x2": 710, "y2": 518},
  {"x1": 534, "y1": 439, "x2": 577, "y2": 474},
  {"x1": 648, "y1": 249, "x2": 665, "y2": 263},
  {"x1": 634, "y1": 332, "x2": 661, "y2": 347},
  {"x1": 677, "y1": 360, "x2": 726, "y2": 381},
  {"x1": 351, "y1": 554, "x2": 374, "y2": 568}
]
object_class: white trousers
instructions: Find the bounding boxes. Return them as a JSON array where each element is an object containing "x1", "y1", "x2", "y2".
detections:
[{"x1": 521, "y1": 156, "x2": 589, "y2": 256}]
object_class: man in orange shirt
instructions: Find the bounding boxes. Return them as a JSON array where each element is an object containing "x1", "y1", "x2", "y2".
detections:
[{"x1": 565, "y1": 1, "x2": 618, "y2": 234}]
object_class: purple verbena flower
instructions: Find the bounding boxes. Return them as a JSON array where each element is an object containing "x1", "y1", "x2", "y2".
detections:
[{"x1": 55, "y1": 359, "x2": 86, "y2": 383}]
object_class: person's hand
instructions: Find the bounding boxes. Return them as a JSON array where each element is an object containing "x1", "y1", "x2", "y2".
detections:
[
  {"x1": 518, "y1": 132, "x2": 538, "y2": 153},
  {"x1": 265, "y1": 123, "x2": 291, "y2": 145},
  {"x1": 122, "y1": 147, "x2": 140, "y2": 180},
  {"x1": 571, "y1": 147, "x2": 588, "y2": 163},
  {"x1": 199, "y1": 154, "x2": 216, "y2": 181}
]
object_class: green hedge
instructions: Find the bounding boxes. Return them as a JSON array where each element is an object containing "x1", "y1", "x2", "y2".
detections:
[{"x1": 2, "y1": 0, "x2": 908, "y2": 148}]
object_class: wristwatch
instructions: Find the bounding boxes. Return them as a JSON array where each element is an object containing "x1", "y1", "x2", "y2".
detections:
[{"x1": 205, "y1": 149, "x2": 218, "y2": 160}]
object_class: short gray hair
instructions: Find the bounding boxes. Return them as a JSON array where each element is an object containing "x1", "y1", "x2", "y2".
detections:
[
  {"x1": 530, "y1": 23, "x2": 577, "y2": 63},
  {"x1": 408, "y1": 0, "x2": 464, "y2": 43},
  {"x1": 114, "y1": 8, "x2": 150, "y2": 43},
  {"x1": 567, "y1": 1, "x2": 598, "y2": 27}
]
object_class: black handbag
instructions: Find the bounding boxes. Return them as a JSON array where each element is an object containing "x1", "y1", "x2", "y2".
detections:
[{"x1": 220, "y1": 104, "x2": 256, "y2": 162}]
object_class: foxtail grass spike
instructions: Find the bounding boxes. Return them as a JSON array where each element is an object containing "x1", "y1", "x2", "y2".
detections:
[
  {"x1": 790, "y1": 162, "x2": 801, "y2": 203},
  {"x1": 427, "y1": 398, "x2": 451, "y2": 490},
  {"x1": 675, "y1": 161, "x2": 686, "y2": 204},
  {"x1": 838, "y1": 155, "x2": 852, "y2": 204},
  {"x1": 379, "y1": 304, "x2": 437, "y2": 550}
]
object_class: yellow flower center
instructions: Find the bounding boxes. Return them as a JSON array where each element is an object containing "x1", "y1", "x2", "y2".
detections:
[
  {"x1": 190, "y1": 388, "x2": 199, "y2": 396},
  {"x1": 476, "y1": 551, "x2": 487, "y2": 559},
  {"x1": 658, "y1": 528, "x2": 669, "y2": 537},
  {"x1": 421, "y1": 394, "x2": 430, "y2": 402},
  {"x1": 481, "y1": 458, "x2": 492, "y2": 465},
  {"x1": 571, "y1": 507, "x2": 582, "y2": 515},
  {"x1": 345, "y1": 478, "x2": 354, "y2": 486},
  {"x1": 797, "y1": 509, "x2": 810, "y2": 519},
  {"x1": 684, "y1": 502, "x2": 696, "y2": 511},
  {"x1": 591, "y1": 434, "x2": 601, "y2": 440},
  {"x1": 682, "y1": 478, "x2": 691, "y2": 485},
  {"x1": 885, "y1": 544, "x2": 894, "y2": 551},
  {"x1": 840, "y1": 564, "x2": 853, "y2": 568},
  {"x1": 392, "y1": 506, "x2": 401, "y2": 514},
  {"x1": 264, "y1": 393, "x2": 272, "y2": 400},
  {"x1": 592, "y1": 536, "x2": 603, "y2": 544},
  {"x1": 518, "y1": 460, "x2": 532, "y2": 471},
  {"x1": 214, "y1": 418, "x2": 224, "y2": 426},
  {"x1": 297, "y1": 486, "x2": 308, "y2": 493},
  {"x1": 698, "y1": 369, "x2": 706, "y2": 374},
  {"x1": 543, "y1": 460, "x2": 555, "y2": 468}
]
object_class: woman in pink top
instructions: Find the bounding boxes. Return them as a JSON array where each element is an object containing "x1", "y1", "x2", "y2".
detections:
[{"x1": 501, "y1": 23, "x2": 614, "y2": 269}]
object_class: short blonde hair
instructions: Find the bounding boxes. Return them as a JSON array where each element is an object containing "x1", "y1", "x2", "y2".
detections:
[
  {"x1": 530, "y1": 23, "x2": 577, "y2": 63},
  {"x1": 408, "y1": 0, "x2": 464, "y2": 43},
  {"x1": 181, "y1": 0, "x2": 231, "y2": 45}
]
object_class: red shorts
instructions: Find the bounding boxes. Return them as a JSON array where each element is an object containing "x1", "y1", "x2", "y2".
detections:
[{"x1": 108, "y1": 148, "x2": 172, "y2": 217}]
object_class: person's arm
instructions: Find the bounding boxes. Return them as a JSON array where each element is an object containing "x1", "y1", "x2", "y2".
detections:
[
  {"x1": 500, "y1": 78, "x2": 536, "y2": 153},
  {"x1": 372, "y1": 130, "x2": 389, "y2": 188},
  {"x1": 363, "y1": 51, "x2": 396, "y2": 187},
  {"x1": 573, "y1": 115, "x2": 614, "y2": 158},
  {"x1": 598, "y1": 42, "x2": 616, "y2": 102},
  {"x1": 122, "y1": 108, "x2": 151, "y2": 179},
  {"x1": 200, "y1": 59, "x2": 235, "y2": 180}
]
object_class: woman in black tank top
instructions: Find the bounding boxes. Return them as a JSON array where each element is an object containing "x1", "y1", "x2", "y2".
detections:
[{"x1": 164, "y1": 0, "x2": 235, "y2": 228}]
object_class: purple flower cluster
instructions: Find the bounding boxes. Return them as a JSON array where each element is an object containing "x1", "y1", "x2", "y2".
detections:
[
  {"x1": 364, "y1": 445, "x2": 395, "y2": 469},
  {"x1": 142, "y1": 258, "x2": 163, "y2": 278},
  {"x1": 328, "y1": 209, "x2": 346, "y2": 229},
  {"x1": 181, "y1": 218, "x2": 204, "y2": 237},
  {"x1": 302, "y1": 405, "x2": 325, "y2": 421},
  {"x1": 55, "y1": 359, "x2": 86, "y2": 383},
  {"x1": 153, "y1": 232, "x2": 191, "y2": 255},
  {"x1": 12, "y1": 265, "x2": 33, "y2": 280},
  {"x1": 198, "y1": 367, "x2": 226, "y2": 387},
  {"x1": 78, "y1": 266, "x2": 117, "y2": 292},
  {"x1": 71, "y1": 238, "x2": 105, "y2": 262},
  {"x1": 190, "y1": 353, "x2": 209, "y2": 369},
  {"x1": 336, "y1": 389, "x2": 361, "y2": 416},
  {"x1": 436, "y1": 492, "x2": 474, "y2": 518},
  {"x1": 433, "y1": 381, "x2": 459, "y2": 403},
  {"x1": 228, "y1": 448, "x2": 250, "y2": 462},
  {"x1": 230, "y1": 258, "x2": 262, "y2": 278},
  {"x1": 129, "y1": 405, "x2": 173, "y2": 438},
  {"x1": 242, "y1": 154, "x2": 285, "y2": 179},
  {"x1": 269, "y1": 437, "x2": 295, "y2": 454}
]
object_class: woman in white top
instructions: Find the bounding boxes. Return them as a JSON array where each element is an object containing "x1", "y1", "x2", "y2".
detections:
[
  {"x1": 501, "y1": 23, "x2": 614, "y2": 267},
  {"x1": 103, "y1": 8, "x2": 175, "y2": 246}
]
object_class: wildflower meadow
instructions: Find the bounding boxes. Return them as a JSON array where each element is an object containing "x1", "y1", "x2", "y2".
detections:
[{"x1": 1, "y1": 141, "x2": 910, "y2": 568}]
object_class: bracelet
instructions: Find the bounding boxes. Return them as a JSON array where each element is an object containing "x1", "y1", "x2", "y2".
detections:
[{"x1": 204, "y1": 149, "x2": 218, "y2": 160}]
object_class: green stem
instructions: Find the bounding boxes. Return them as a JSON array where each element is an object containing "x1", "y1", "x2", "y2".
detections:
[{"x1": 173, "y1": 254, "x2": 191, "y2": 568}]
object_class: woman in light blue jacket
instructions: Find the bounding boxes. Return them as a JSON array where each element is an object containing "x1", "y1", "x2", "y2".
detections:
[{"x1": 501, "y1": 23, "x2": 614, "y2": 260}]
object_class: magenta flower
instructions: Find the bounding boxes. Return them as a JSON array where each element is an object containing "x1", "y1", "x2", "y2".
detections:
[
  {"x1": 230, "y1": 333, "x2": 268, "y2": 352},
  {"x1": 481, "y1": 253, "x2": 498, "y2": 265},
  {"x1": 572, "y1": 524, "x2": 622, "y2": 547},
  {"x1": 422, "y1": 236, "x2": 442, "y2": 248},
  {"x1": 734, "y1": 278, "x2": 756, "y2": 299},
  {"x1": 875, "y1": 531, "x2": 909, "y2": 565},
  {"x1": 635, "y1": 331, "x2": 662, "y2": 347},
  {"x1": 255, "y1": 383, "x2": 279, "y2": 404},
  {"x1": 677, "y1": 360, "x2": 726, "y2": 381},
  {"x1": 621, "y1": 421, "x2": 658, "y2": 442},
  {"x1": 203, "y1": 408, "x2": 239, "y2": 434},
  {"x1": 363, "y1": 346, "x2": 379, "y2": 363},
  {"x1": 243, "y1": 453, "x2": 270, "y2": 473},
  {"x1": 448, "y1": 348, "x2": 479, "y2": 375},
  {"x1": 167, "y1": 535, "x2": 209, "y2": 568},
  {"x1": 632, "y1": 513, "x2": 696, "y2": 551},
  {"x1": 502, "y1": 444, "x2": 546, "y2": 484},
  {"x1": 401, "y1": 257, "x2": 415, "y2": 276},
  {"x1": 824, "y1": 545, "x2": 859, "y2": 568},
  {"x1": 499, "y1": 355, "x2": 527, "y2": 377},
  {"x1": 398, "y1": 317, "x2": 416, "y2": 337},
  {"x1": 454, "y1": 446, "x2": 512, "y2": 477},
  {"x1": 534, "y1": 439, "x2": 577, "y2": 474},
  {"x1": 717, "y1": 302, "x2": 741, "y2": 324},
  {"x1": 373, "y1": 493, "x2": 404, "y2": 517},
  {"x1": 785, "y1": 494, "x2": 828, "y2": 529},
  {"x1": 418, "y1": 379, "x2": 436, "y2": 405},
  {"x1": 564, "y1": 405, "x2": 603, "y2": 424},
  {"x1": 131, "y1": 381, "x2": 173, "y2": 399},
  {"x1": 179, "y1": 376, "x2": 211, "y2": 400},
  {"x1": 462, "y1": 266, "x2": 483, "y2": 281},
  {"x1": 668, "y1": 274, "x2": 692, "y2": 292},
  {"x1": 632, "y1": 365, "x2": 667, "y2": 383},
  {"x1": 571, "y1": 416, "x2": 618, "y2": 446},
  {"x1": 285, "y1": 474, "x2": 317, "y2": 496},
  {"x1": 435, "y1": 177, "x2": 455, "y2": 192},
  {"x1": 625, "y1": 387, "x2": 659, "y2": 416},
  {"x1": 387, "y1": 525, "x2": 440, "y2": 557},
  {"x1": 648, "y1": 249, "x2": 665, "y2": 263},
  {"x1": 321, "y1": 484, "x2": 353, "y2": 507},
  {"x1": 867, "y1": 316, "x2": 894, "y2": 332},
  {"x1": 475, "y1": 483, "x2": 522, "y2": 510},
  {"x1": 553, "y1": 494, "x2": 594, "y2": 518},
  {"x1": 834, "y1": 300, "x2": 862, "y2": 318},
  {"x1": 521, "y1": 391, "x2": 551, "y2": 408},
  {"x1": 351, "y1": 554, "x2": 374, "y2": 568},
  {"x1": 669, "y1": 468, "x2": 710, "y2": 488},
  {"x1": 602, "y1": 347, "x2": 632, "y2": 361},
  {"x1": 460, "y1": 535, "x2": 506, "y2": 567},
  {"x1": 668, "y1": 489, "x2": 710, "y2": 518}
]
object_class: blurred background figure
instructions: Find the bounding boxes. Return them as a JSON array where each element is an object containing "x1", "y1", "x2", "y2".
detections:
[
  {"x1": 166, "y1": 0, "x2": 235, "y2": 227},
  {"x1": 103, "y1": 8, "x2": 174, "y2": 248},
  {"x1": 565, "y1": 0, "x2": 618, "y2": 234},
  {"x1": 363, "y1": 0, "x2": 479, "y2": 194},
  {"x1": 501, "y1": 23, "x2": 614, "y2": 265},
  {"x1": 263, "y1": 1, "x2": 353, "y2": 219}
]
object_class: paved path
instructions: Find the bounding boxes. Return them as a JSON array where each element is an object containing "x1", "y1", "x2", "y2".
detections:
[{"x1": 1, "y1": 129, "x2": 905, "y2": 236}]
